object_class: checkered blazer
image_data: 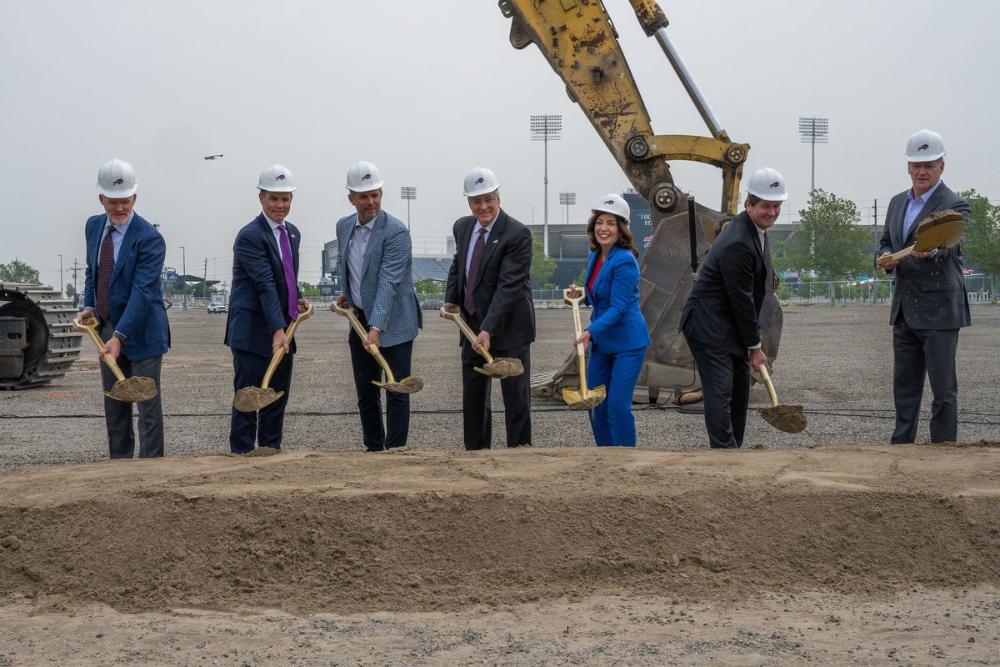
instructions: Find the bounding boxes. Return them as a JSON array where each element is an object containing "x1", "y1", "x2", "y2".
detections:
[{"x1": 336, "y1": 210, "x2": 421, "y2": 347}]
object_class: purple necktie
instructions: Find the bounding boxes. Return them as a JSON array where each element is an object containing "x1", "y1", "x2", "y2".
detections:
[
  {"x1": 277, "y1": 225, "x2": 298, "y2": 321},
  {"x1": 464, "y1": 227, "x2": 487, "y2": 314},
  {"x1": 96, "y1": 226, "x2": 115, "y2": 320}
]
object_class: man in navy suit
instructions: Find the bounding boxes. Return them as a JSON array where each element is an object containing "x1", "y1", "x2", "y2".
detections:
[
  {"x1": 225, "y1": 164, "x2": 309, "y2": 454},
  {"x1": 680, "y1": 167, "x2": 786, "y2": 449},
  {"x1": 878, "y1": 130, "x2": 971, "y2": 443},
  {"x1": 445, "y1": 167, "x2": 535, "y2": 450},
  {"x1": 81, "y1": 159, "x2": 170, "y2": 458},
  {"x1": 335, "y1": 161, "x2": 422, "y2": 451}
]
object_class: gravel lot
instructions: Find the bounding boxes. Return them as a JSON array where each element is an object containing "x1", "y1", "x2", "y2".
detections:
[{"x1": 0, "y1": 303, "x2": 998, "y2": 468}]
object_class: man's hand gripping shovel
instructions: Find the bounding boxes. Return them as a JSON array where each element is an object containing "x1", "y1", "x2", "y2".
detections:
[
  {"x1": 232, "y1": 304, "x2": 314, "y2": 412},
  {"x1": 73, "y1": 314, "x2": 158, "y2": 402}
]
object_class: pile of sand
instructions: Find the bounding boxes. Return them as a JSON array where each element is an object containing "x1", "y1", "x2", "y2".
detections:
[{"x1": 1, "y1": 446, "x2": 998, "y2": 615}]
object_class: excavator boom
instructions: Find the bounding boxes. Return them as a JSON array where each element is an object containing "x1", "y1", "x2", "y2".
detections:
[{"x1": 498, "y1": 0, "x2": 778, "y2": 400}]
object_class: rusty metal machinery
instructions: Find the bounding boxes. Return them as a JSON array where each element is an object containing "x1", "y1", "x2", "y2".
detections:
[
  {"x1": 499, "y1": 0, "x2": 780, "y2": 402},
  {"x1": 0, "y1": 283, "x2": 83, "y2": 389}
]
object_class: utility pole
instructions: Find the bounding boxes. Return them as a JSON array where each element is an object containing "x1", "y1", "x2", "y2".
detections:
[
  {"x1": 179, "y1": 246, "x2": 187, "y2": 308},
  {"x1": 57, "y1": 254, "x2": 63, "y2": 296},
  {"x1": 203, "y1": 257, "x2": 208, "y2": 299},
  {"x1": 71, "y1": 258, "x2": 81, "y2": 305},
  {"x1": 531, "y1": 114, "x2": 562, "y2": 256}
]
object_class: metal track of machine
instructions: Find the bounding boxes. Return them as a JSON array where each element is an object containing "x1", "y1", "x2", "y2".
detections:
[{"x1": 0, "y1": 283, "x2": 83, "y2": 390}]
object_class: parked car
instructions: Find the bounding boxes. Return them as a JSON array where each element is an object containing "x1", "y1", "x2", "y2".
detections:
[{"x1": 207, "y1": 302, "x2": 228, "y2": 313}]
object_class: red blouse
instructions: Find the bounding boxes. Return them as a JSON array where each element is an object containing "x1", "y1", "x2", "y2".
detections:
[{"x1": 587, "y1": 254, "x2": 604, "y2": 294}]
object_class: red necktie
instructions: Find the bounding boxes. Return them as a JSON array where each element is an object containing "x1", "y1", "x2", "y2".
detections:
[
  {"x1": 96, "y1": 226, "x2": 115, "y2": 320},
  {"x1": 464, "y1": 227, "x2": 487, "y2": 314}
]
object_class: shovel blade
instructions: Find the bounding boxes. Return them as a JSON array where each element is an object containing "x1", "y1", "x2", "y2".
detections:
[
  {"x1": 233, "y1": 387, "x2": 284, "y2": 413},
  {"x1": 104, "y1": 376, "x2": 158, "y2": 403},
  {"x1": 373, "y1": 375, "x2": 424, "y2": 394},
  {"x1": 473, "y1": 357, "x2": 524, "y2": 378},
  {"x1": 562, "y1": 385, "x2": 607, "y2": 411},
  {"x1": 758, "y1": 404, "x2": 807, "y2": 433}
]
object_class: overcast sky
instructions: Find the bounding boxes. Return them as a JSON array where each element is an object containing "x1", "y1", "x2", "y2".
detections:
[{"x1": 3, "y1": 0, "x2": 998, "y2": 287}]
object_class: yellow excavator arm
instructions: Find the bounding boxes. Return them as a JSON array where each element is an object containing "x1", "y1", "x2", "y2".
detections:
[{"x1": 499, "y1": 0, "x2": 778, "y2": 400}]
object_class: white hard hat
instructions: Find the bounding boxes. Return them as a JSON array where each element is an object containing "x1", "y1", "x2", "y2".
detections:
[
  {"x1": 904, "y1": 129, "x2": 945, "y2": 162},
  {"x1": 96, "y1": 159, "x2": 138, "y2": 198},
  {"x1": 257, "y1": 164, "x2": 296, "y2": 192},
  {"x1": 346, "y1": 161, "x2": 384, "y2": 192},
  {"x1": 592, "y1": 193, "x2": 630, "y2": 221},
  {"x1": 463, "y1": 167, "x2": 500, "y2": 197},
  {"x1": 746, "y1": 167, "x2": 788, "y2": 201}
]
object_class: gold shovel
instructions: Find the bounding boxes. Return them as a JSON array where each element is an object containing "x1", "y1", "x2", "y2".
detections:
[
  {"x1": 876, "y1": 210, "x2": 965, "y2": 269},
  {"x1": 439, "y1": 306, "x2": 523, "y2": 378},
  {"x1": 561, "y1": 287, "x2": 606, "y2": 410},
  {"x1": 73, "y1": 315, "x2": 158, "y2": 403},
  {"x1": 330, "y1": 302, "x2": 423, "y2": 394},
  {"x1": 232, "y1": 304, "x2": 314, "y2": 412},
  {"x1": 757, "y1": 365, "x2": 806, "y2": 433}
]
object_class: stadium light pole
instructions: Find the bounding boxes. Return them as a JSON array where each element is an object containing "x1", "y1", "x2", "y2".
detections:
[
  {"x1": 559, "y1": 192, "x2": 576, "y2": 224},
  {"x1": 798, "y1": 116, "x2": 829, "y2": 192},
  {"x1": 531, "y1": 114, "x2": 562, "y2": 256},
  {"x1": 400, "y1": 186, "x2": 417, "y2": 232},
  {"x1": 57, "y1": 254, "x2": 63, "y2": 296}
]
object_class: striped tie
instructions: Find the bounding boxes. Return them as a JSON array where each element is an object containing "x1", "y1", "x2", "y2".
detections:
[
  {"x1": 96, "y1": 226, "x2": 115, "y2": 320},
  {"x1": 464, "y1": 227, "x2": 487, "y2": 314}
]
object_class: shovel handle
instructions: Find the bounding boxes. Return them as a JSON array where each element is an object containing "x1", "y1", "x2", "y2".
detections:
[
  {"x1": 261, "y1": 304, "x2": 314, "y2": 389},
  {"x1": 562, "y1": 287, "x2": 590, "y2": 393},
  {"x1": 330, "y1": 302, "x2": 398, "y2": 383},
  {"x1": 757, "y1": 364, "x2": 780, "y2": 408},
  {"x1": 73, "y1": 316, "x2": 126, "y2": 382},
  {"x1": 439, "y1": 306, "x2": 495, "y2": 364},
  {"x1": 876, "y1": 244, "x2": 914, "y2": 268}
]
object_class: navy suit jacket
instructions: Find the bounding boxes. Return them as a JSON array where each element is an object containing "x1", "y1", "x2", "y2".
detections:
[
  {"x1": 680, "y1": 211, "x2": 767, "y2": 356},
  {"x1": 225, "y1": 214, "x2": 302, "y2": 358},
  {"x1": 879, "y1": 182, "x2": 971, "y2": 330},
  {"x1": 83, "y1": 213, "x2": 169, "y2": 361},
  {"x1": 445, "y1": 209, "x2": 535, "y2": 350},
  {"x1": 584, "y1": 245, "x2": 650, "y2": 353}
]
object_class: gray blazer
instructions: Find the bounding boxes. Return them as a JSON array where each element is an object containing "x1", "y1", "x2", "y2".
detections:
[
  {"x1": 336, "y1": 210, "x2": 421, "y2": 348},
  {"x1": 879, "y1": 182, "x2": 971, "y2": 330}
]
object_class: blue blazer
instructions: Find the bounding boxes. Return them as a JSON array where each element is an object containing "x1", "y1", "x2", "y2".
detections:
[
  {"x1": 584, "y1": 245, "x2": 650, "y2": 353},
  {"x1": 225, "y1": 214, "x2": 302, "y2": 358},
  {"x1": 336, "y1": 210, "x2": 421, "y2": 348},
  {"x1": 83, "y1": 213, "x2": 169, "y2": 361}
]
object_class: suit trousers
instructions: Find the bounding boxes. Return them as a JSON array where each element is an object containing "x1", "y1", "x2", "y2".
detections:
[
  {"x1": 348, "y1": 309, "x2": 413, "y2": 451},
  {"x1": 460, "y1": 336, "x2": 531, "y2": 450},
  {"x1": 230, "y1": 349, "x2": 294, "y2": 453},
  {"x1": 587, "y1": 344, "x2": 646, "y2": 446},
  {"x1": 685, "y1": 337, "x2": 750, "y2": 449},
  {"x1": 98, "y1": 322, "x2": 164, "y2": 458},
  {"x1": 891, "y1": 314, "x2": 959, "y2": 444}
]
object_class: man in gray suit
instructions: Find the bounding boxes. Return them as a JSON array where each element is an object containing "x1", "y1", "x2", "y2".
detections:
[
  {"x1": 879, "y1": 129, "x2": 971, "y2": 444},
  {"x1": 335, "y1": 161, "x2": 422, "y2": 451}
]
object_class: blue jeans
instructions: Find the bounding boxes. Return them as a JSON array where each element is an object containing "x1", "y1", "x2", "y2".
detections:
[{"x1": 587, "y1": 344, "x2": 647, "y2": 446}]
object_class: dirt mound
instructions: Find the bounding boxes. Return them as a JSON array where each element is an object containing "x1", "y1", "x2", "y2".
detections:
[{"x1": 1, "y1": 447, "x2": 998, "y2": 615}]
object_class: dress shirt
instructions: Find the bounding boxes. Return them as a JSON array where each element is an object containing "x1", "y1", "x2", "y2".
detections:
[
  {"x1": 465, "y1": 214, "x2": 498, "y2": 278},
  {"x1": 97, "y1": 212, "x2": 134, "y2": 267},
  {"x1": 348, "y1": 213, "x2": 376, "y2": 307},
  {"x1": 903, "y1": 180, "x2": 943, "y2": 240}
]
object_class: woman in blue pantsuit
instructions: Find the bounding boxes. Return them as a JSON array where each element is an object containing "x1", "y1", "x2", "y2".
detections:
[{"x1": 570, "y1": 194, "x2": 650, "y2": 446}]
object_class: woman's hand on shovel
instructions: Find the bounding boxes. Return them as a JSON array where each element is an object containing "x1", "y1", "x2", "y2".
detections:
[{"x1": 574, "y1": 330, "x2": 591, "y2": 348}]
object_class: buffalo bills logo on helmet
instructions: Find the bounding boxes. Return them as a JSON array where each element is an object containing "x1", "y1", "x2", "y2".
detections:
[
  {"x1": 276, "y1": 174, "x2": 286, "y2": 181},
  {"x1": 769, "y1": 181, "x2": 780, "y2": 189},
  {"x1": 362, "y1": 173, "x2": 371, "y2": 181},
  {"x1": 604, "y1": 199, "x2": 615, "y2": 205},
  {"x1": 475, "y1": 177, "x2": 485, "y2": 185},
  {"x1": 917, "y1": 143, "x2": 929, "y2": 152},
  {"x1": 112, "y1": 178, "x2": 124, "y2": 186}
]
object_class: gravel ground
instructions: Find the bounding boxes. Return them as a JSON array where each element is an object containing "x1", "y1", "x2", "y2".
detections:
[{"x1": 0, "y1": 303, "x2": 998, "y2": 468}]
